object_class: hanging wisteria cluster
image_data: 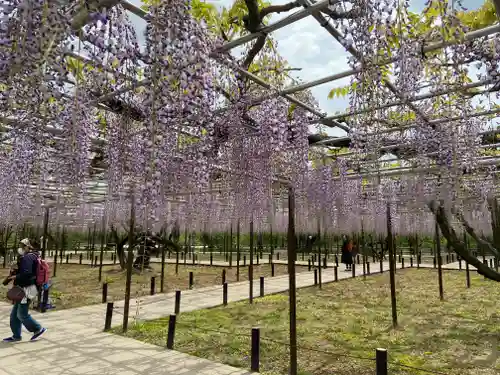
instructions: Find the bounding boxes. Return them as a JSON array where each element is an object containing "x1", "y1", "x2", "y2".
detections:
[{"x1": 0, "y1": 0, "x2": 498, "y2": 240}]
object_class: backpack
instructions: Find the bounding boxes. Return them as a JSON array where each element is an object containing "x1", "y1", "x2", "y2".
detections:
[{"x1": 35, "y1": 255, "x2": 50, "y2": 287}]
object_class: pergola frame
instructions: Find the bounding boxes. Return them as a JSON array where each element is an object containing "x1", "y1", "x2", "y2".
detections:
[{"x1": 1, "y1": 0, "x2": 500, "y2": 216}]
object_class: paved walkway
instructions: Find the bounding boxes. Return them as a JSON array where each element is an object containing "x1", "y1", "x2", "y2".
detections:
[
  {"x1": 0, "y1": 300, "x2": 250, "y2": 375},
  {"x1": 0, "y1": 260, "x2": 471, "y2": 374}
]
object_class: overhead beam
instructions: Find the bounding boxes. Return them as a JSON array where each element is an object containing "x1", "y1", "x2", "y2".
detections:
[
  {"x1": 215, "y1": 0, "x2": 340, "y2": 53},
  {"x1": 336, "y1": 156, "x2": 500, "y2": 180},
  {"x1": 103, "y1": 0, "x2": 350, "y2": 132},
  {"x1": 311, "y1": 107, "x2": 500, "y2": 147},
  {"x1": 300, "y1": 0, "x2": 430, "y2": 123},
  {"x1": 268, "y1": 24, "x2": 500, "y2": 97},
  {"x1": 322, "y1": 78, "x2": 493, "y2": 122}
]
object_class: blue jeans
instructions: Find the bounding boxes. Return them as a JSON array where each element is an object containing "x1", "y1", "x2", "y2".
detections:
[{"x1": 10, "y1": 302, "x2": 42, "y2": 339}]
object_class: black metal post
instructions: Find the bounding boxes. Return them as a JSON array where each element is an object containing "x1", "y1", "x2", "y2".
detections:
[
  {"x1": 251, "y1": 327, "x2": 260, "y2": 372},
  {"x1": 287, "y1": 187, "x2": 298, "y2": 375},
  {"x1": 249, "y1": 220, "x2": 254, "y2": 303},
  {"x1": 161, "y1": 245, "x2": 166, "y2": 293},
  {"x1": 317, "y1": 220, "x2": 322, "y2": 288},
  {"x1": 223, "y1": 282, "x2": 228, "y2": 305},
  {"x1": 376, "y1": 348, "x2": 388, "y2": 375},
  {"x1": 435, "y1": 219, "x2": 444, "y2": 301},
  {"x1": 98, "y1": 215, "x2": 107, "y2": 283},
  {"x1": 175, "y1": 290, "x2": 181, "y2": 314},
  {"x1": 387, "y1": 203, "x2": 398, "y2": 328},
  {"x1": 166, "y1": 314, "x2": 176, "y2": 349},
  {"x1": 237, "y1": 219, "x2": 241, "y2": 281},
  {"x1": 104, "y1": 302, "x2": 114, "y2": 331},
  {"x1": 122, "y1": 196, "x2": 135, "y2": 333},
  {"x1": 150, "y1": 277, "x2": 156, "y2": 295},
  {"x1": 102, "y1": 283, "x2": 108, "y2": 303},
  {"x1": 41, "y1": 206, "x2": 49, "y2": 260}
]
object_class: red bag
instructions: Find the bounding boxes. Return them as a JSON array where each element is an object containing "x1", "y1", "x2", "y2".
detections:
[{"x1": 35, "y1": 256, "x2": 50, "y2": 287}]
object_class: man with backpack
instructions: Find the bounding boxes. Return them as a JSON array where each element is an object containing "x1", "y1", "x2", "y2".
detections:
[{"x1": 3, "y1": 238, "x2": 47, "y2": 342}]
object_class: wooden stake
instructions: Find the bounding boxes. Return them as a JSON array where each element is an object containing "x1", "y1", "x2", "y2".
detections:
[
  {"x1": 287, "y1": 187, "x2": 298, "y2": 375},
  {"x1": 386, "y1": 203, "x2": 398, "y2": 328}
]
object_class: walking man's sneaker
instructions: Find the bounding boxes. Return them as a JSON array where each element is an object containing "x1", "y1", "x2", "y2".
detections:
[
  {"x1": 2, "y1": 336, "x2": 21, "y2": 343},
  {"x1": 30, "y1": 328, "x2": 47, "y2": 341}
]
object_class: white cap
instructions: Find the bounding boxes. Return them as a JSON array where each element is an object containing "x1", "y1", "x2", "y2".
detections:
[{"x1": 20, "y1": 238, "x2": 31, "y2": 247}]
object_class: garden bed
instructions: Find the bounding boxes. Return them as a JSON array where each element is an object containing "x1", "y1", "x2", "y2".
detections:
[
  {"x1": 0, "y1": 263, "x2": 303, "y2": 310},
  {"x1": 118, "y1": 269, "x2": 500, "y2": 375}
]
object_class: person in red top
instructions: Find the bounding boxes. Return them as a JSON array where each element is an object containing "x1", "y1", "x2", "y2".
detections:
[{"x1": 341, "y1": 236, "x2": 354, "y2": 271}]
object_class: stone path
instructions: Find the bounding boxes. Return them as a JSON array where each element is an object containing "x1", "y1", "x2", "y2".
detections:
[
  {"x1": 0, "y1": 260, "x2": 472, "y2": 374},
  {"x1": 0, "y1": 299, "x2": 250, "y2": 375}
]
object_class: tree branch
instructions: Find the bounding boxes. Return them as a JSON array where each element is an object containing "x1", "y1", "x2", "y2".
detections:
[
  {"x1": 455, "y1": 210, "x2": 500, "y2": 259},
  {"x1": 429, "y1": 200, "x2": 500, "y2": 282},
  {"x1": 239, "y1": 1, "x2": 361, "y2": 72},
  {"x1": 242, "y1": 34, "x2": 267, "y2": 69},
  {"x1": 244, "y1": 0, "x2": 262, "y2": 32},
  {"x1": 241, "y1": 1, "x2": 302, "y2": 67},
  {"x1": 260, "y1": 1, "x2": 301, "y2": 18}
]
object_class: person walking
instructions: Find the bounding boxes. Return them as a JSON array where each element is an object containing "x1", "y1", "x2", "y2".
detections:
[
  {"x1": 3, "y1": 238, "x2": 47, "y2": 342},
  {"x1": 341, "y1": 235, "x2": 353, "y2": 272}
]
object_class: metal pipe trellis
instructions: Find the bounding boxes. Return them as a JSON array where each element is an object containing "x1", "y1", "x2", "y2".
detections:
[
  {"x1": 5, "y1": 0, "x2": 500, "y2": 212},
  {"x1": 41, "y1": 2, "x2": 500, "y2": 135},
  {"x1": 275, "y1": 24, "x2": 500, "y2": 100},
  {"x1": 300, "y1": 0, "x2": 430, "y2": 124},
  {"x1": 336, "y1": 156, "x2": 500, "y2": 180},
  {"x1": 324, "y1": 78, "x2": 494, "y2": 122},
  {"x1": 80, "y1": 3, "x2": 500, "y2": 134},
  {"x1": 314, "y1": 107, "x2": 500, "y2": 146},
  {"x1": 97, "y1": 0, "x2": 349, "y2": 131}
]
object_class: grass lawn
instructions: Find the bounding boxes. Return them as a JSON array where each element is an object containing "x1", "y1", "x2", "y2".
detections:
[
  {"x1": 0, "y1": 263, "x2": 303, "y2": 310},
  {"x1": 117, "y1": 269, "x2": 500, "y2": 375}
]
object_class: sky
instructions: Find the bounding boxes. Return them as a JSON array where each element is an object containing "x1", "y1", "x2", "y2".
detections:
[{"x1": 126, "y1": 0, "x2": 489, "y2": 137}]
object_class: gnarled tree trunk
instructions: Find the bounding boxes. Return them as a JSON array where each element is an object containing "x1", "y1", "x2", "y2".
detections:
[{"x1": 429, "y1": 200, "x2": 500, "y2": 282}]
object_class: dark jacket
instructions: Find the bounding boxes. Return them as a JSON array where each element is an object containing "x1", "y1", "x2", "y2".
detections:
[
  {"x1": 14, "y1": 251, "x2": 39, "y2": 288},
  {"x1": 341, "y1": 241, "x2": 353, "y2": 265}
]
